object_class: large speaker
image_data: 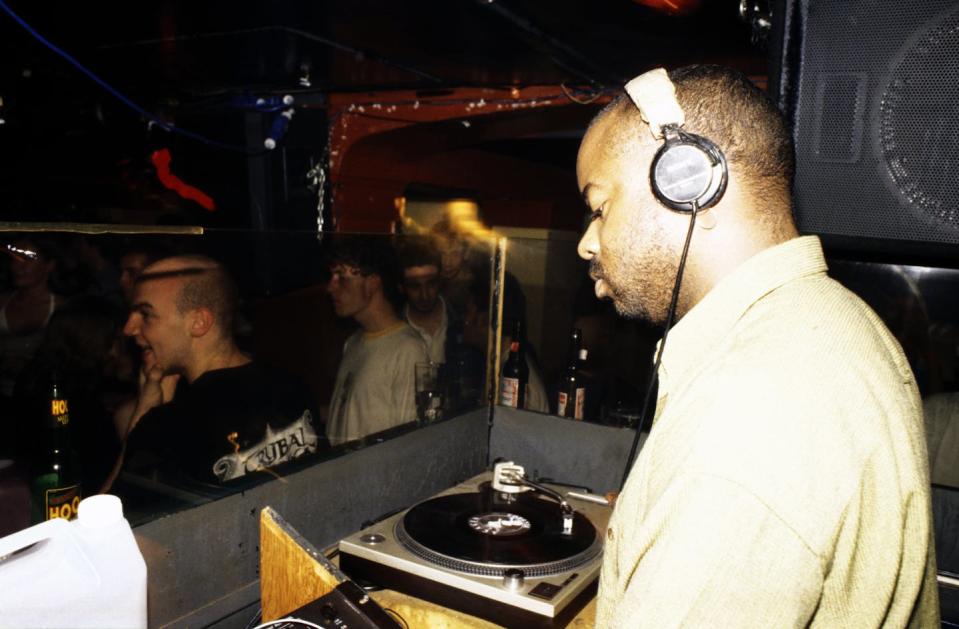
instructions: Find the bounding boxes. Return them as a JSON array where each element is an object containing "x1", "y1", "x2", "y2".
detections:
[{"x1": 770, "y1": 0, "x2": 959, "y2": 256}]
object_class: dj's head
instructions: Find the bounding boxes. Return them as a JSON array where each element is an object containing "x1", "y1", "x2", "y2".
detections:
[{"x1": 576, "y1": 64, "x2": 797, "y2": 324}]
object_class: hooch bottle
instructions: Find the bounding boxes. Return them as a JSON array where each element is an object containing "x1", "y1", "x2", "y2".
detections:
[
  {"x1": 499, "y1": 320, "x2": 529, "y2": 409},
  {"x1": 30, "y1": 375, "x2": 82, "y2": 523},
  {"x1": 557, "y1": 328, "x2": 587, "y2": 420}
]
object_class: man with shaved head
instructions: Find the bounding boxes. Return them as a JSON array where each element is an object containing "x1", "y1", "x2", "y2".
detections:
[
  {"x1": 109, "y1": 254, "x2": 319, "y2": 486},
  {"x1": 578, "y1": 66, "x2": 938, "y2": 626}
]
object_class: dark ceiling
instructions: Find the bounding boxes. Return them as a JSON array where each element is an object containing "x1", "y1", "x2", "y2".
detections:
[
  {"x1": 1, "y1": 0, "x2": 765, "y2": 95},
  {"x1": 0, "y1": 0, "x2": 769, "y2": 225}
]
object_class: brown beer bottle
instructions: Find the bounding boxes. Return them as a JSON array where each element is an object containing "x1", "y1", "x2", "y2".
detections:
[
  {"x1": 499, "y1": 320, "x2": 529, "y2": 409},
  {"x1": 29, "y1": 374, "x2": 82, "y2": 523},
  {"x1": 557, "y1": 328, "x2": 586, "y2": 420}
]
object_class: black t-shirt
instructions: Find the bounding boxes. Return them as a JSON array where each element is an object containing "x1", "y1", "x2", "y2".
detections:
[{"x1": 126, "y1": 362, "x2": 321, "y2": 484}]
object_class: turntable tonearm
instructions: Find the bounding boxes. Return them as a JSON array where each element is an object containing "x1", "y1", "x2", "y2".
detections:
[{"x1": 338, "y1": 462, "x2": 612, "y2": 628}]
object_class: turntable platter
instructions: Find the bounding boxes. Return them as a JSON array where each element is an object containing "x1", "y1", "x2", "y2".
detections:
[{"x1": 397, "y1": 484, "x2": 599, "y2": 577}]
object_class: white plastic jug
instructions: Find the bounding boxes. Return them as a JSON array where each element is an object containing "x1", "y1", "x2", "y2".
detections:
[{"x1": 0, "y1": 494, "x2": 147, "y2": 629}]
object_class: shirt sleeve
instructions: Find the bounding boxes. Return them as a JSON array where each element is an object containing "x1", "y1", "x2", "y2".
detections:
[{"x1": 601, "y1": 473, "x2": 823, "y2": 629}]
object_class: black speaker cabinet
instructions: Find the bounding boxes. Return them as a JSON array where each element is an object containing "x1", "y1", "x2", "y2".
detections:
[{"x1": 771, "y1": 0, "x2": 959, "y2": 257}]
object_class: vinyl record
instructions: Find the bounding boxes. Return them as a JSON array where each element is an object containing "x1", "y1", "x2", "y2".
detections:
[{"x1": 398, "y1": 484, "x2": 597, "y2": 574}]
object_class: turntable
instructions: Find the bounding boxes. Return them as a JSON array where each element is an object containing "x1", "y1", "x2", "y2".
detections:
[{"x1": 339, "y1": 462, "x2": 611, "y2": 628}]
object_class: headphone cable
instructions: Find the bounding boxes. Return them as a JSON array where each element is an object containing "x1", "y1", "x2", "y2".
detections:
[{"x1": 619, "y1": 202, "x2": 700, "y2": 490}]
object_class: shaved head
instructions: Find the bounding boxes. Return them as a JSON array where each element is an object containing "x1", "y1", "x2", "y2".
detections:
[{"x1": 138, "y1": 255, "x2": 238, "y2": 338}]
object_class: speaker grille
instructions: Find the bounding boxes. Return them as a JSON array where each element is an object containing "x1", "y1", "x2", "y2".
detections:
[
  {"x1": 812, "y1": 74, "x2": 866, "y2": 164},
  {"x1": 793, "y1": 1, "x2": 959, "y2": 247},
  {"x1": 879, "y1": 11, "x2": 959, "y2": 230}
]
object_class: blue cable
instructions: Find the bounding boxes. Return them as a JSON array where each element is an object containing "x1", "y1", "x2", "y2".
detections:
[{"x1": 0, "y1": 0, "x2": 260, "y2": 154}]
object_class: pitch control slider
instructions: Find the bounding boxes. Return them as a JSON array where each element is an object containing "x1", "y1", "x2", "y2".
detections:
[{"x1": 565, "y1": 491, "x2": 611, "y2": 506}]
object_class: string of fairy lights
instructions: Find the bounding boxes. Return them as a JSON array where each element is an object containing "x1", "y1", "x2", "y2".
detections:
[{"x1": 1, "y1": 0, "x2": 614, "y2": 233}]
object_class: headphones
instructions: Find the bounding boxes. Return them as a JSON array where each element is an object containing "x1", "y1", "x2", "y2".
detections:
[{"x1": 625, "y1": 69, "x2": 728, "y2": 213}]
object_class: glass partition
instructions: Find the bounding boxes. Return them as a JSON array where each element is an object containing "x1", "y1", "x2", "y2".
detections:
[{"x1": 0, "y1": 227, "x2": 495, "y2": 529}]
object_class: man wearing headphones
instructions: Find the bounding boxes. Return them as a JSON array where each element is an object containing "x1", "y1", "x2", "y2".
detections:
[{"x1": 577, "y1": 65, "x2": 938, "y2": 627}]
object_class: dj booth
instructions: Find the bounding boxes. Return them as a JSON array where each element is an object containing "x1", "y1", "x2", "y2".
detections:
[
  {"x1": 132, "y1": 407, "x2": 639, "y2": 628},
  {"x1": 129, "y1": 404, "x2": 959, "y2": 628}
]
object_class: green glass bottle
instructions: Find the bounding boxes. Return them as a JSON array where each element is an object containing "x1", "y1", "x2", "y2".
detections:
[{"x1": 29, "y1": 375, "x2": 82, "y2": 523}]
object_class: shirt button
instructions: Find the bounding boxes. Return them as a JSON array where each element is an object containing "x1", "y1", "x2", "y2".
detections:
[{"x1": 607, "y1": 527, "x2": 614, "y2": 541}]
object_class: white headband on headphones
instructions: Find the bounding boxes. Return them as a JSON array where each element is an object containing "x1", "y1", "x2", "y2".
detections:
[{"x1": 624, "y1": 68, "x2": 685, "y2": 141}]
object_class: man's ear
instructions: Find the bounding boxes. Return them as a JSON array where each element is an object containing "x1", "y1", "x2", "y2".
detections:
[
  {"x1": 189, "y1": 307, "x2": 215, "y2": 338},
  {"x1": 365, "y1": 273, "x2": 383, "y2": 298}
]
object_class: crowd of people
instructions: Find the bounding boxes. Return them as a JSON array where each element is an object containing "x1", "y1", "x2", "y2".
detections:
[{"x1": 0, "y1": 223, "x2": 518, "y2": 498}]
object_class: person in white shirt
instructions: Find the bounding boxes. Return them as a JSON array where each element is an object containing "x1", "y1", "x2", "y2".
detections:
[
  {"x1": 398, "y1": 239, "x2": 450, "y2": 364},
  {"x1": 325, "y1": 237, "x2": 429, "y2": 446}
]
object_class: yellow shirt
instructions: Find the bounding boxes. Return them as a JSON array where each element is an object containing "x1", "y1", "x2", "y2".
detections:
[{"x1": 596, "y1": 236, "x2": 939, "y2": 628}]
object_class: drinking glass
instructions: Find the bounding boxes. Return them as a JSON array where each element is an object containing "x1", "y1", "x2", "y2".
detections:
[{"x1": 415, "y1": 362, "x2": 444, "y2": 425}]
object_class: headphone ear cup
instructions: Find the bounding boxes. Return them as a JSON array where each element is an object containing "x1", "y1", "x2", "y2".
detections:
[{"x1": 650, "y1": 133, "x2": 728, "y2": 213}]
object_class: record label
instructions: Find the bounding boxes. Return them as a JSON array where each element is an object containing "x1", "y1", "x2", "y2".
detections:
[{"x1": 467, "y1": 512, "x2": 531, "y2": 537}]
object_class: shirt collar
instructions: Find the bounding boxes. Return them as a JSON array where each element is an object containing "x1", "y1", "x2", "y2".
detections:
[
  {"x1": 658, "y1": 235, "x2": 828, "y2": 395},
  {"x1": 404, "y1": 296, "x2": 448, "y2": 337},
  {"x1": 363, "y1": 320, "x2": 407, "y2": 340}
]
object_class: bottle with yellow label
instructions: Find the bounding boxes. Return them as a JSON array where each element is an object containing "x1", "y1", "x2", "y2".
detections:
[{"x1": 29, "y1": 375, "x2": 82, "y2": 523}]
